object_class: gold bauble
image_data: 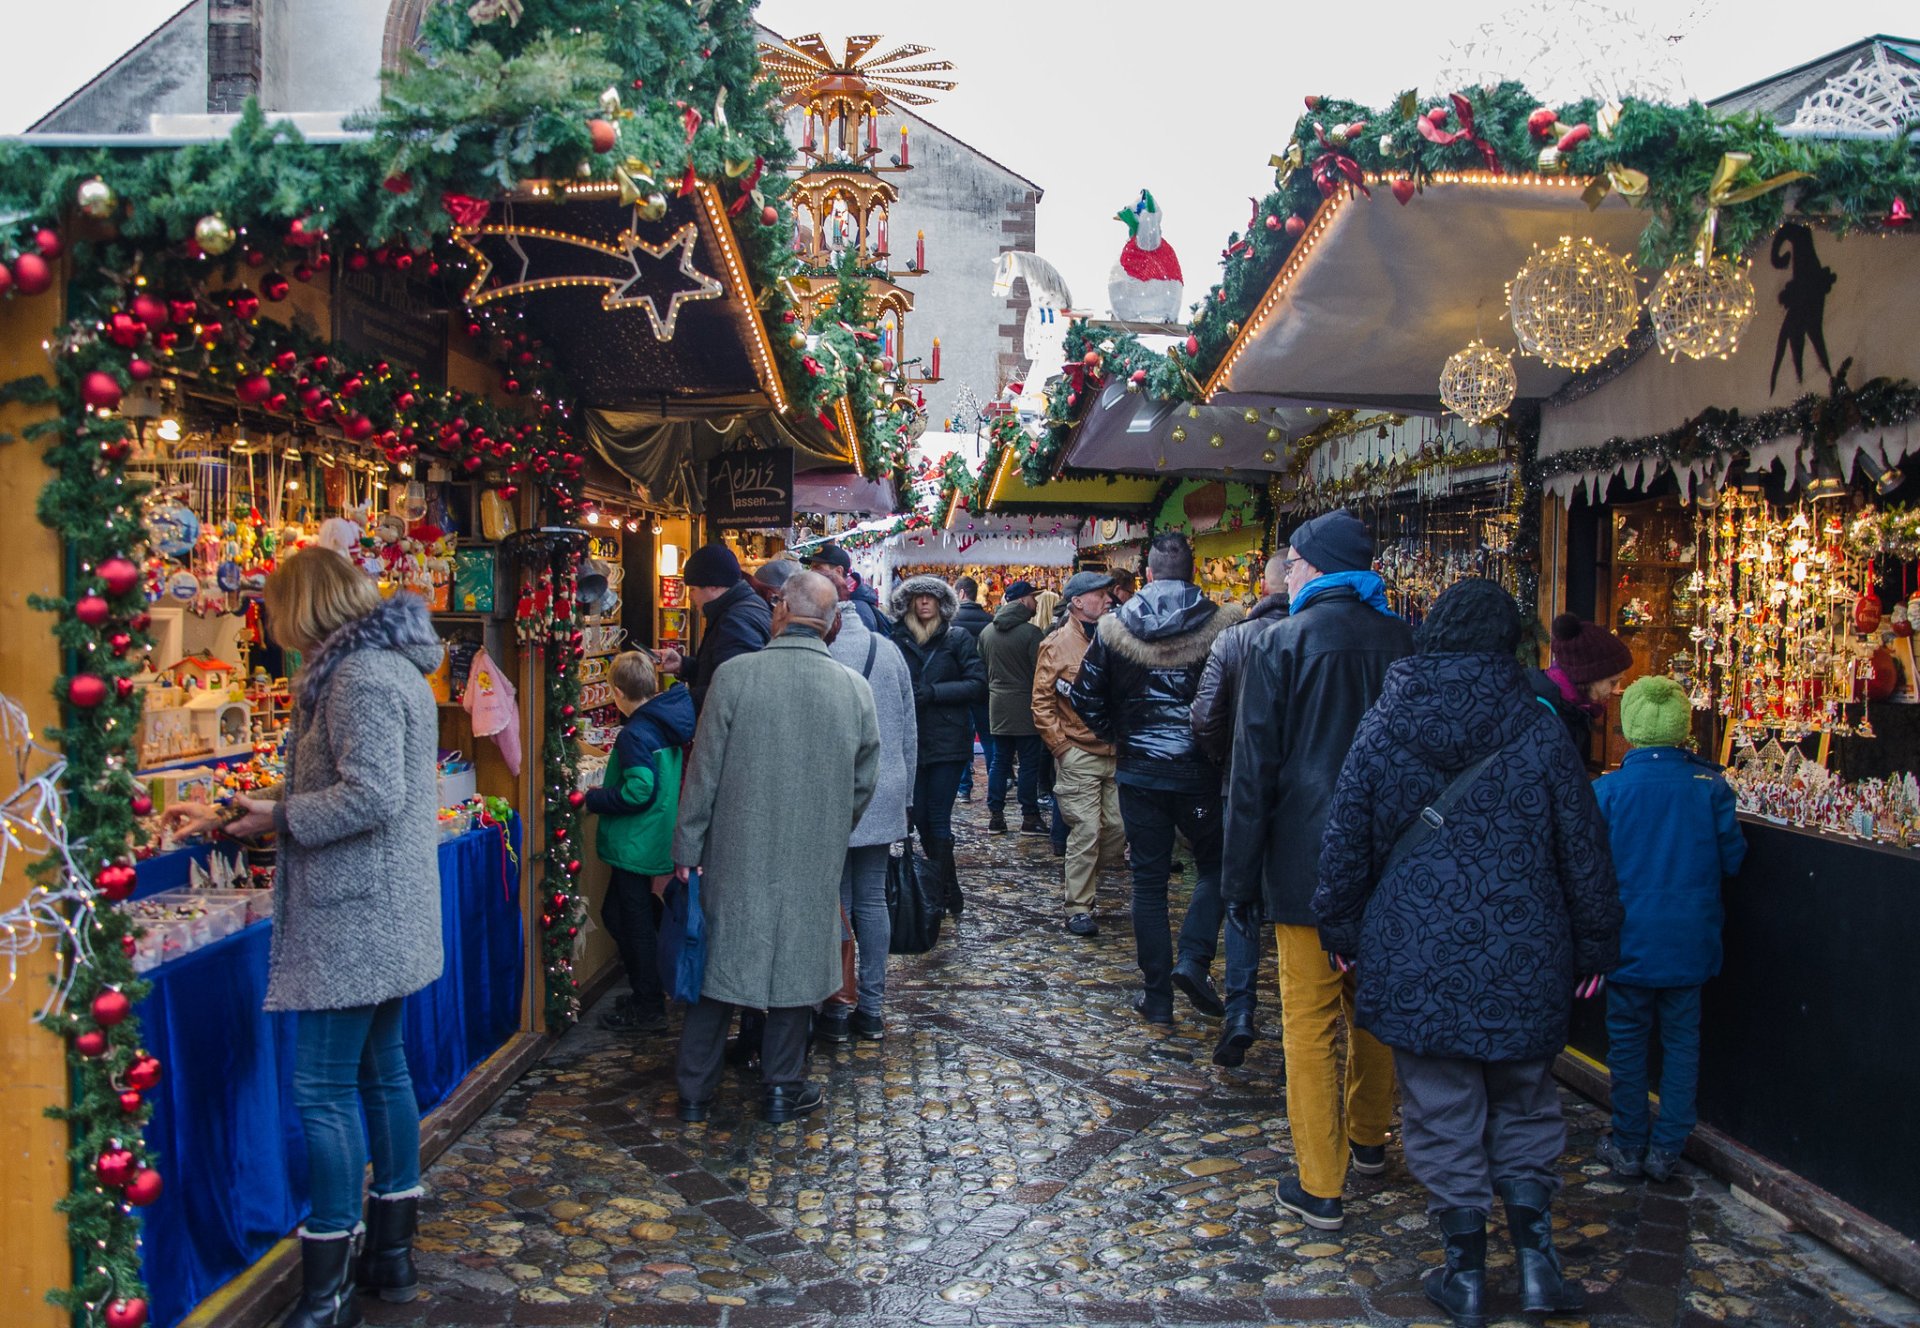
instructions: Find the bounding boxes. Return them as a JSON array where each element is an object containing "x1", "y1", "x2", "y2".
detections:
[
  {"x1": 638, "y1": 192, "x2": 669, "y2": 222},
  {"x1": 1186, "y1": 405, "x2": 1201, "y2": 419},
  {"x1": 789, "y1": 331, "x2": 807, "y2": 349},
  {"x1": 1438, "y1": 339, "x2": 1517, "y2": 426},
  {"x1": 1209, "y1": 433, "x2": 1225, "y2": 448},
  {"x1": 1507, "y1": 235, "x2": 1640, "y2": 370},
  {"x1": 77, "y1": 178, "x2": 118, "y2": 219},
  {"x1": 1262, "y1": 448, "x2": 1279, "y2": 464},
  {"x1": 1243, "y1": 408, "x2": 1260, "y2": 424},
  {"x1": 194, "y1": 214, "x2": 236, "y2": 256},
  {"x1": 1648, "y1": 254, "x2": 1756, "y2": 362},
  {"x1": 1266, "y1": 426, "x2": 1284, "y2": 443},
  {"x1": 1170, "y1": 426, "x2": 1187, "y2": 444}
]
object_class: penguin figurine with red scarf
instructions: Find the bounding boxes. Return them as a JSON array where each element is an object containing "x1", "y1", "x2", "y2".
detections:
[{"x1": 1108, "y1": 189, "x2": 1184, "y2": 322}]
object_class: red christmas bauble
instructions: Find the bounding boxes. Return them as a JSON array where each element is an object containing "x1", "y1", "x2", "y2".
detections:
[
  {"x1": 95, "y1": 1147, "x2": 136, "y2": 1187},
  {"x1": 99, "y1": 557, "x2": 140, "y2": 596},
  {"x1": 0, "y1": 264, "x2": 11, "y2": 297},
  {"x1": 588, "y1": 119, "x2": 618, "y2": 153},
  {"x1": 127, "y1": 1054, "x2": 162, "y2": 1090},
  {"x1": 104, "y1": 1298, "x2": 149, "y2": 1328},
  {"x1": 74, "y1": 595, "x2": 111, "y2": 626},
  {"x1": 761, "y1": 204, "x2": 779, "y2": 226},
  {"x1": 95, "y1": 864, "x2": 138, "y2": 901},
  {"x1": 132, "y1": 293, "x2": 169, "y2": 328},
  {"x1": 344, "y1": 414, "x2": 375, "y2": 442},
  {"x1": 92, "y1": 989, "x2": 132, "y2": 1027},
  {"x1": 116, "y1": 676, "x2": 135, "y2": 700},
  {"x1": 262, "y1": 273, "x2": 291, "y2": 301},
  {"x1": 129, "y1": 358, "x2": 155, "y2": 381},
  {"x1": 1183, "y1": 335, "x2": 1200, "y2": 357},
  {"x1": 74, "y1": 1030, "x2": 108, "y2": 1058},
  {"x1": 12, "y1": 252, "x2": 53, "y2": 296},
  {"x1": 118, "y1": 1090, "x2": 144, "y2": 1114},
  {"x1": 1285, "y1": 215, "x2": 1307, "y2": 239},
  {"x1": 237, "y1": 375, "x2": 273, "y2": 403},
  {"x1": 130, "y1": 790, "x2": 152, "y2": 814},
  {"x1": 1854, "y1": 591, "x2": 1883, "y2": 635},
  {"x1": 35, "y1": 227, "x2": 62, "y2": 258},
  {"x1": 105, "y1": 313, "x2": 145, "y2": 348},
  {"x1": 125, "y1": 1167, "x2": 163, "y2": 1206},
  {"x1": 103, "y1": 437, "x2": 133, "y2": 463},
  {"x1": 1869, "y1": 645, "x2": 1897, "y2": 701},
  {"x1": 68, "y1": 674, "x2": 108, "y2": 708},
  {"x1": 81, "y1": 371, "x2": 123, "y2": 410},
  {"x1": 120, "y1": 935, "x2": 136, "y2": 957},
  {"x1": 567, "y1": 790, "x2": 587, "y2": 808},
  {"x1": 167, "y1": 299, "x2": 196, "y2": 325}
]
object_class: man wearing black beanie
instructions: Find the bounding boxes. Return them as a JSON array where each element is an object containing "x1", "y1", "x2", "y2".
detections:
[
  {"x1": 1222, "y1": 507, "x2": 1412, "y2": 1231},
  {"x1": 654, "y1": 544, "x2": 772, "y2": 712}
]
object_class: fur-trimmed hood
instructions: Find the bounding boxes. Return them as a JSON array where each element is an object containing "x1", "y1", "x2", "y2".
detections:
[
  {"x1": 1097, "y1": 583, "x2": 1242, "y2": 669},
  {"x1": 888, "y1": 575, "x2": 958, "y2": 623},
  {"x1": 296, "y1": 591, "x2": 443, "y2": 709}
]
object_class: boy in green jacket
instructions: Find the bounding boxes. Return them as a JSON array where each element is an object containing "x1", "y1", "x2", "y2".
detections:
[{"x1": 585, "y1": 652, "x2": 697, "y2": 1033}]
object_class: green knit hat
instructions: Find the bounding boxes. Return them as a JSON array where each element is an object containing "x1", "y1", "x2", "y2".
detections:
[{"x1": 1620, "y1": 675, "x2": 1691, "y2": 748}]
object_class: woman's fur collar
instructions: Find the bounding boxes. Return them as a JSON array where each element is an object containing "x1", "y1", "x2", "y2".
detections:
[
  {"x1": 296, "y1": 592, "x2": 442, "y2": 708},
  {"x1": 1095, "y1": 599, "x2": 1242, "y2": 669},
  {"x1": 888, "y1": 574, "x2": 958, "y2": 623}
]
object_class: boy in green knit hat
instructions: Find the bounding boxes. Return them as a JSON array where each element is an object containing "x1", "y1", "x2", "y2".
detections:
[{"x1": 1591, "y1": 676, "x2": 1746, "y2": 1182}]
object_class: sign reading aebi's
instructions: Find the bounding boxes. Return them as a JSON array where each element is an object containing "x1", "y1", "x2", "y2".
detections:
[{"x1": 706, "y1": 448, "x2": 793, "y2": 531}]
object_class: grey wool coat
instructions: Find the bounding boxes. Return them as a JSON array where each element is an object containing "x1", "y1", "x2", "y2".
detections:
[
  {"x1": 266, "y1": 592, "x2": 445, "y2": 1012},
  {"x1": 673, "y1": 631, "x2": 881, "y2": 1008},
  {"x1": 829, "y1": 603, "x2": 917, "y2": 847}
]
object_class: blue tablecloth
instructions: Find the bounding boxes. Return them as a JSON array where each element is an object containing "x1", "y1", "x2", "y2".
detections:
[{"x1": 136, "y1": 821, "x2": 523, "y2": 1328}]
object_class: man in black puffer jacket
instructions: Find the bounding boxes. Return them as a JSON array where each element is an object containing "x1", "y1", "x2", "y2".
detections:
[
  {"x1": 950, "y1": 576, "x2": 995, "y2": 801},
  {"x1": 1314, "y1": 579, "x2": 1619, "y2": 1326},
  {"x1": 1223, "y1": 508, "x2": 1411, "y2": 1233},
  {"x1": 1190, "y1": 554, "x2": 1289, "y2": 769},
  {"x1": 1070, "y1": 533, "x2": 1247, "y2": 1029},
  {"x1": 655, "y1": 545, "x2": 772, "y2": 714}
]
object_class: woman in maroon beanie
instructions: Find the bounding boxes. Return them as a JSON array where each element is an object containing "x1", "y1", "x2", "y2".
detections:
[{"x1": 1528, "y1": 614, "x2": 1633, "y2": 771}]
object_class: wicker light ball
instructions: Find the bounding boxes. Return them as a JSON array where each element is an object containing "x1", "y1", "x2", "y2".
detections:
[
  {"x1": 1648, "y1": 253, "x2": 1756, "y2": 361},
  {"x1": 1438, "y1": 339, "x2": 1517, "y2": 426},
  {"x1": 1506, "y1": 236, "x2": 1640, "y2": 370}
]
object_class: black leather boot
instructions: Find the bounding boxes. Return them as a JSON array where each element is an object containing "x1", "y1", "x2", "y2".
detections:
[
  {"x1": 936, "y1": 839, "x2": 963, "y2": 915},
  {"x1": 1498, "y1": 1178, "x2": 1585, "y2": 1314},
  {"x1": 282, "y1": 1227, "x2": 363, "y2": 1328},
  {"x1": 1423, "y1": 1208, "x2": 1487, "y2": 1328},
  {"x1": 357, "y1": 1189, "x2": 421, "y2": 1302}
]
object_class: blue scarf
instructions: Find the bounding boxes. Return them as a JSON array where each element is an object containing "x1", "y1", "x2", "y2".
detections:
[{"x1": 1290, "y1": 570, "x2": 1395, "y2": 617}]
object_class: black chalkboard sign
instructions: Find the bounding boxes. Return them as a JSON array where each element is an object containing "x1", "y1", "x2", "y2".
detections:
[{"x1": 706, "y1": 447, "x2": 793, "y2": 531}]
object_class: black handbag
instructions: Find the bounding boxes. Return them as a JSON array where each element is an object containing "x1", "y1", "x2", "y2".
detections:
[{"x1": 885, "y1": 842, "x2": 942, "y2": 955}]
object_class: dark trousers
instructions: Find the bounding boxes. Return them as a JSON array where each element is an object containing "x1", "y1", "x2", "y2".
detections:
[
  {"x1": 1393, "y1": 1050, "x2": 1564, "y2": 1215},
  {"x1": 959, "y1": 702, "x2": 994, "y2": 795},
  {"x1": 1607, "y1": 982, "x2": 1703, "y2": 1153},
  {"x1": 1115, "y1": 783, "x2": 1254, "y2": 1016},
  {"x1": 601, "y1": 867, "x2": 663, "y2": 1012},
  {"x1": 676, "y1": 999, "x2": 810, "y2": 1103},
  {"x1": 912, "y1": 759, "x2": 968, "y2": 848},
  {"x1": 988, "y1": 733, "x2": 1045, "y2": 815}
]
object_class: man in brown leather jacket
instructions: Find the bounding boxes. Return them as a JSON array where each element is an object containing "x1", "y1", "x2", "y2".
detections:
[{"x1": 1032, "y1": 571, "x2": 1126, "y2": 937}]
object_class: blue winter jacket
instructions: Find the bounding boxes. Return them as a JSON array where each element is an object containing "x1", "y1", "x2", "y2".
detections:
[{"x1": 1592, "y1": 746, "x2": 1747, "y2": 987}]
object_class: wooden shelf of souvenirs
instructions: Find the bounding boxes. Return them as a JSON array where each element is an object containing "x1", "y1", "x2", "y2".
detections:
[
  {"x1": 1597, "y1": 496, "x2": 1704, "y2": 768},
  {"x1": 135, "y1": 655, "x2": 255, "y2": 770}
]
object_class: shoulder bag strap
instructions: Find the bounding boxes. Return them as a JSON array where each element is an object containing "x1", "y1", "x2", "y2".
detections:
[
  {"x1": 860, "y1": 634, "x2": 879, "y2": 679},
  {"x1": 1377, "y1": 735, "x2": 1515, "y2": 883}
]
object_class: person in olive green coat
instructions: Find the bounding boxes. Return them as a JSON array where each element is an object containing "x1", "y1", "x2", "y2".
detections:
[
  {"x1": 671, "y1": 572, "x2": 881, "y2": 1123},
  {"x1": 976, "y1": 581, "x2": 1046, "y2": 833}
]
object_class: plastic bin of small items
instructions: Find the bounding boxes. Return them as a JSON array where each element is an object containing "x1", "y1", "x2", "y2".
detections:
[{"x1": 121, "y1": 891, "x2": 257, "y2": 972}]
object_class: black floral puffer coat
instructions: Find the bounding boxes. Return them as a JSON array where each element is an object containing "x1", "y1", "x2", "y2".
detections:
[{"x1": 1313, "y1": 652, "x2": 1621, "y2": 1062}]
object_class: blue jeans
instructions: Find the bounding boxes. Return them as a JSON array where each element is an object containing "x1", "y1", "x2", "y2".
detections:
[
  {"x1": 293, "y1": 998, "x2": 421, "y2": 1233},
  {"x1": 1116, "y1": 783, "x2": 1257, "y2": 1016},
  {"x1": 988, "y1": 733, "x2": 1045, "y2": 815},
  {"x1": 839, "y1": 844, "x2": 891, "y2": 1015},
  {"x1": 913, "y1": 759, "x2": 967, "y2": 848},
  {"x1": 1606, "y1": 982, "x2": 1703, "y2": 1153},
  {"x1": 959, "y1": 703, "x2": 994, "y2": 796}
]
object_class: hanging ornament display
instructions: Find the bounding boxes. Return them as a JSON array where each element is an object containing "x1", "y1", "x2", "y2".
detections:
[
  {"x1": 1647, "y1": 253, "x2": 1757, "y2": 361},
  {"x1": 1506, "y1": 235, "x2": 1640, "y2": 370},
  {"x1": 1437, "y1": 339, "x2": 1517, "y2": 425},
  {"x1": 193, "y1": 214, "x2": 237, "y2": 256}
]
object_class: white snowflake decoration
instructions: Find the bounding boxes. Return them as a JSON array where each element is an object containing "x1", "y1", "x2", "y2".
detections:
[
  {"x1": 1432, "y1": 0, "x2": 1692, "y2": 106},
  {"x1": 1791, "y1": 44, "x2": 1920, "y2": 136}
]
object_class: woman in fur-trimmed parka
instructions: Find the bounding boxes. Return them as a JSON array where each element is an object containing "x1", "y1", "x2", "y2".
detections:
[{"x1": 889, "y1": 575, "x2": 988, "y2": 911}]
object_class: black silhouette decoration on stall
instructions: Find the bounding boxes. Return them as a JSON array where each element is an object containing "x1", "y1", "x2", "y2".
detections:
[{"x1": 1769, "y1": 224, "x2": 1836, "y2": 395}]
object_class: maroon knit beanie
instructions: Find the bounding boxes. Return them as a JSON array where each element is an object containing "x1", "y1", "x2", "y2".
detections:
[{"x1": 1550, "y1": 614, "x2": 1633, "y2": 685}]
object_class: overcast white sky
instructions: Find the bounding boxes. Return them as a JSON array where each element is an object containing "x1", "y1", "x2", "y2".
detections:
[{"x1": 5, "y1": 1, "x2": 1913, "y2": 313}]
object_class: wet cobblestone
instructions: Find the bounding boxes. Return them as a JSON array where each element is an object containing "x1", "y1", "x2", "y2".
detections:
[{"x1": 378, "y1": 773, "x2": 1918, "y2": 1327}]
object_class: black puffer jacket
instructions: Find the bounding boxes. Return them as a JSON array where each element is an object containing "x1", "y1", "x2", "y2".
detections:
[
  {"x1": 889, "y1": 576, "x2": 988, "y2": 764},
  {"x1": 684, "y1": 580, "x2": 773, "y2": 711},
  {"x1": 1190, "y1": 593, "x2": 1289, "y2": 768},
  {"x1": 951, "y1": 599, "x2": 992, "y2": 639},
  {"x1": 1313, "y1": 652, "x2": 1621, "y2": 1062},
  {"x1": 1068, "y1": 580, "x2": 1241, "y2": 792},
  {"x1": 1222, "y1": 587, "x2": 1413, "y2": 924}
]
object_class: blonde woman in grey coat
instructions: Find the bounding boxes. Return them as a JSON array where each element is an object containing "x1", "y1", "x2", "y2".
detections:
[{"x1": 166, "y1": 547, "x2": 443, "y2": 1328}]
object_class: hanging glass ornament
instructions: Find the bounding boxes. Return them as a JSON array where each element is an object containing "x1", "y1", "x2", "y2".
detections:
[
  {"x1": 1437, "y1": 339, "x2": 1517, "y2": 425},
  {"x1": 1647, "y1": 253, "x2": 1756, "y2": 361},
  {"x1": 1506, "y1": 236, "x2": 1640, "y2": 370}
]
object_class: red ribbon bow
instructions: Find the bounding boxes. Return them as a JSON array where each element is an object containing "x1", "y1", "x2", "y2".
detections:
[
  {"x1": 441, "y1": 193, "x2": 492, "y2": 228},
  {"x1": 682, "y1": 105, "x2": 704, "y2": 144},
  {"x1": 1310, "y1": 124, "x2": 1370, "y2": 199},
  {"x1": 1225, "y1": 196, "x2": 1262, "y2": 258},
  {"x1": 727, "y1": 156, "x2": 767, "y2": 216},
  {"x1": 1416, "y1": 93, "x2": 1501, "y2": 173},
  {"x1": 1060, "y1": 356, "x2": 1103, "y2": 397}
]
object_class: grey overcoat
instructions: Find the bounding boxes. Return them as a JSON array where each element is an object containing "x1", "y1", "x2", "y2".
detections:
[
  {"x1": 673, "y1": 632, "x2": 881, "y2": 1008},
  {"x1": 266, "y1": 592, "x2": 445, "y2": 1012},
  {"x1": 828, "y1": 602, "x2": 916, "y2": 847}
]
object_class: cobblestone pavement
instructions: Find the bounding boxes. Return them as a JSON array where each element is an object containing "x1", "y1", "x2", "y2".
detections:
[{"x1": 374, "y1": 773, "x2": 1918, "y2": 1328}]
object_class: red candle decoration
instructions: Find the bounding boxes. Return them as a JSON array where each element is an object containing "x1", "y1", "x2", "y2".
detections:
[
  {"x1": 929, "y1": 337, "x2": 941, "y2": 381},
  {"x1": 867, "y1": 112, "x2": 879, "y2": 153},
  {"x1": 898, "y1": 124, "x2": 909, "y2": 167}
]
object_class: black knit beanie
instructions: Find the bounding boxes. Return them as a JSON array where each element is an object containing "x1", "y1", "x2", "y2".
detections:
[
  {"x1": 1414, "y1": 578, "x2": 1525, "y2": 656},
  {"x1": 1287, "y1": 508, "x2": 1373, "y2": 573}
]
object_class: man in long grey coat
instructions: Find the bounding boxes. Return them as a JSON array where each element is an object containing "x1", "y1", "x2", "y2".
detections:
[{"x1": 672, "y1": 571, "x2": 881, "y2": 1124}]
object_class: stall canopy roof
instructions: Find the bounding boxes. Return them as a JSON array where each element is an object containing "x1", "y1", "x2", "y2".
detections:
[
  {"x1": 457, "y1": 181, "x2": 785, "y2": 413},
  {"x1": 1062, "y1": 380, "x2": 1330, "y2": 476},
  {"x1": 983, "y1": 442, "x2": 1161, "y2": 513},
  {"x1": 1203, "y1": 176, "x2": 1651, "y2": 411}
]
